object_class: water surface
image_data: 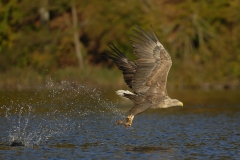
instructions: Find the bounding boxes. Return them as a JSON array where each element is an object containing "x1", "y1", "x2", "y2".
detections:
[{"x1": 0, "y1": 84, "x2": 240, "y2": 159}]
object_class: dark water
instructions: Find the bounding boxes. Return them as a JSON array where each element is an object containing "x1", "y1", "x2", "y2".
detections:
[{"x1": 0, "y1": 83, "x2": 240, "y2": 159}]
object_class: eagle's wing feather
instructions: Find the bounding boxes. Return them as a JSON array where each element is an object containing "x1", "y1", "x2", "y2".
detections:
[
  {"x1": 104, "y1": 44, "x2": 137, "y2": 89},
  {"x1": 131, "y1": 25, "x2": 172, "y2": 96}
]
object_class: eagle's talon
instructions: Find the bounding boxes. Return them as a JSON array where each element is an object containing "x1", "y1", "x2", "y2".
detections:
[{"x1": 125, "y1": 124, "x2": 130, "y2": 128}]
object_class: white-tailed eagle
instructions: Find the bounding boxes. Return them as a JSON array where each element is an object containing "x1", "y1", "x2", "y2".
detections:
[{"x1": 104, "y1": 25, "x2": 183, "y2": 127}]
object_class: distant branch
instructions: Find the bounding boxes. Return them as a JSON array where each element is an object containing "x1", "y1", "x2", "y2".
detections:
[{"x1": 71, "y1": 1, "x2": 83, "y2": 69}]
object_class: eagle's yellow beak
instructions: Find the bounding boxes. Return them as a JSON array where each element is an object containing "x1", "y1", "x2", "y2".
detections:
[{"x1": 179, "y1": 102, "x2": 183, "y2": 107}]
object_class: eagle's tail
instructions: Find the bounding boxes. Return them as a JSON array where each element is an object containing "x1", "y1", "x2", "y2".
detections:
[{"x1": 116, "y1": 90, "x2": 137, "y2": 101}]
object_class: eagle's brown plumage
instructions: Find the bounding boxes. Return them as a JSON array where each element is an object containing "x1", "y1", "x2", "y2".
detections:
[{"x1": 104, "y1": 25, "x2": 183, "y2": 127}]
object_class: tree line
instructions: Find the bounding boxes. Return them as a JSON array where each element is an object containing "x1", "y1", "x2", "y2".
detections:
[{"x1": 0, "y1": 0, "x2": 239, "y2": 89}]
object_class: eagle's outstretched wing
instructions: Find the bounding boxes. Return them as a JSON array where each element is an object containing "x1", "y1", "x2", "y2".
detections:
[
  {"x1": 131, "y1": 25, "x2": 172, "y2": 96},
  {"x1": 104, "y1": 44, "x2": 137, "y2": 89},
  {"x1": 104, "y1": 26, "x2": 172, "y2": 97}
]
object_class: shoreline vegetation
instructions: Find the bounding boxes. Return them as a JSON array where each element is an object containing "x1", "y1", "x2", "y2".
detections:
[
  {"x1": 1, "y1": 1, "x2": 240, "y2": 91},
  {"x1": 0, "y1": 65, "x2": 239, "y2": 91}
]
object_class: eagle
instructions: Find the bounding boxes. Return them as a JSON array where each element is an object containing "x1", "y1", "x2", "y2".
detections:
[{"x1": 104, "y1": 25, "x2": 183, "y2": 127}]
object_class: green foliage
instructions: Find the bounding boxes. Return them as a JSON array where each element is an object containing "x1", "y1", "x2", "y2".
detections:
[{"x1": 0, "y1": 0, "x2": 239, "y2": 89}]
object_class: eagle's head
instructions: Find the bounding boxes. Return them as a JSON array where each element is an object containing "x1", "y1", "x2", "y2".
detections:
[{"x1": 162, "y1": 99, "x2": 183, "y2": 108}]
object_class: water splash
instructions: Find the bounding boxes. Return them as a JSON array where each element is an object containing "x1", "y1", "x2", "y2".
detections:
[{"x1": 0, "y1": 81, "x2": 125, "y2": 146}]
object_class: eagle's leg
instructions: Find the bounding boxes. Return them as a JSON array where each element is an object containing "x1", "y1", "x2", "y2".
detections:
[
  {"x1": 117, "y1": 114, "x2": 134, "y2": 128},
  {"x1": 125, "y1": 114, "x2": 134, "y2": 127}
]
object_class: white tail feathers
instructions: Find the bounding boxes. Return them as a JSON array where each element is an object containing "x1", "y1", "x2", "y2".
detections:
[{"x1": 116, "y1": 90, "x2": 134, "y2": 99}]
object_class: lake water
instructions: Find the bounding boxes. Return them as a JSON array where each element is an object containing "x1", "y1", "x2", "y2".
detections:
[{"x1": 0, "y1": 83, "x2": 240, "y2": 159}]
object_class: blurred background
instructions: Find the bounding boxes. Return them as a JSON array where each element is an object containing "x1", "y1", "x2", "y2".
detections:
[{"x1": 0, "y1": 0, "x2": 240, "y2": 91}]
